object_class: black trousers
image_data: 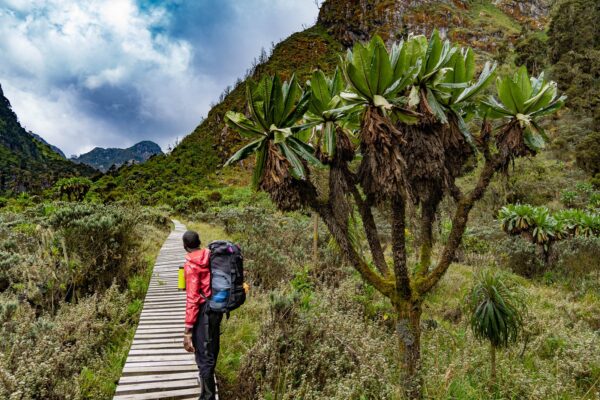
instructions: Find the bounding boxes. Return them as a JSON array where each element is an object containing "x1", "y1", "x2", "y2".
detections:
[{"x1": 192, "y1": 303, "x2": 223, "y2": 397}]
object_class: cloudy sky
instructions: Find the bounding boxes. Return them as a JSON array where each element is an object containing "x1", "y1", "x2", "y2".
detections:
[{"x1": 0, "y1": 0, "x2": 320, "y2": 157}]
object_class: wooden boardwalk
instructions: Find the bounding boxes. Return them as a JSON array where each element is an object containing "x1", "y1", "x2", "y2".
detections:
[{"x1": 113, "y1": 220, "x2": 202, "y2": 400}]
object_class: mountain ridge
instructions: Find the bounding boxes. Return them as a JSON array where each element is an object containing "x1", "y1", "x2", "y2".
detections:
[{"x1": 71, "y1": 140, "x2": 163, "y2": 172}]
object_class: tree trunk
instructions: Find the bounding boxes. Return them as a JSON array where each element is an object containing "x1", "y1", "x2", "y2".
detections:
[
  {"x1": 490, "y1": 343, "x2": 497, "y2": 385},
  {"x1": 396, "y1": 301, "x2": 423, "y2": 399},
  {"x1": 312, "y1": 213, "x2": 319, "y2": 268},
  {"x1": 417, "y1": 202, "x2": 436, "y2": 275}
]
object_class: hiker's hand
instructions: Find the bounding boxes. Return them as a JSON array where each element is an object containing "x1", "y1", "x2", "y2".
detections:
[{"x1": 183, "y1": 334, "x2": 195, "y2": 353}]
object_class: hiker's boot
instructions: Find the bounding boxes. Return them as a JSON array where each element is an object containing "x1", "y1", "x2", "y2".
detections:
[{"x1": 199, "y1": 375, "x2": 216, "y2": 400}]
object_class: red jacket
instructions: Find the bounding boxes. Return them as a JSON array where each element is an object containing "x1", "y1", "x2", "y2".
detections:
[{"x1": 184, "y1": 249, "x2": 211, "y2": 329}]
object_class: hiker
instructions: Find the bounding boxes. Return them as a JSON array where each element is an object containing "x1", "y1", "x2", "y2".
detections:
[{"x1": 182, "y1": 230, "x2": 222, "y2": 400}]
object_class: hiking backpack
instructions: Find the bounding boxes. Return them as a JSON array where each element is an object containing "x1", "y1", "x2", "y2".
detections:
[{"x1": 206, "y1": 240, "x2": 246, "y2": 313}]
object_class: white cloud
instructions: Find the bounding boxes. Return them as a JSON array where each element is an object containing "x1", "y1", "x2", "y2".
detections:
[
  {"x1": 1, "y1": 80, "x2": 120, "y2": 157},
  {"x1": 0, "y1": 0, "x2": 319, "y2": 156}
]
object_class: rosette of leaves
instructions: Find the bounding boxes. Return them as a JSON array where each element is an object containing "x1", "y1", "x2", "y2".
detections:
[
  {"x1": 302, "y1": 68, "x2": 360, "y2": 222},
  {"x1": 409, "y1": 30, "x2": 495, "y2": 127},
  {"x1": 579, "y1": 212, "x2": 600, "y2": 237},
  {"x1": 530, "y1": 207, "x2": 560, "y2": 248},
  {"x1": 468, "y1": 270, "x2": 525, "y2": 384},
  {"x1": 401, "y1": 31, "x2": 496, "y2": 202},
  {"x1": 224, "y1": 74, "x2": 320, "y2": 210},
  {"x1": 556, "y1": 209, "x2": 600, "y2": 237},
  {"x1": 302, "y1": 68, "x2": 357, "y2": 164},
  {"x1": 499, "y1": 204, "x2": 561, "y2": 247},
  {"x1": 339, "y1": 35, "x2": 421, "y2": 198},
  {"x1": 483, "y1": 68, "x2": 566, "y2": 163},
  {"x1": 498, "y1": 204, "x2": 535, "y2": 234},
  {"x1": 554, "y1": 209, "x2": 584, "y2": 237}
]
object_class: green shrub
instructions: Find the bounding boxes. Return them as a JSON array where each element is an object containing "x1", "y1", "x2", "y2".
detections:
[
  {"x1": 0, "y1": 202, "x2": 170, "y2": 307},
  {"x1": 0, "y1": 202, "x2": 170, "y2": 398},
  {"x1": 0, "y1": 286, "x2": 133, "y2": 399},
  {"x1": 495, "y1": 236, "x2": 545, "y2": 277},
  {"x1": 560, "y1": 190, "x2": 578, "y2": 208},
  {"x1": 550, "y1": 236, "x2": 600, "y2": 279},
  {"x1": 173, "y1": 195, "x2": 206, "y2": 214},
  {"x1": 47, "y1": 203, "x2": 140, "y2": 296},
  {"x1": 207, "y1": 191, "x2": 223, "y2": 202},
  {"x1": 576, "y1": 132, "x2": 600, "y2": 176},
  {"x1": 235, "y1": 289, "x2": 396, "y2": 400},
  {"x1": 195, "y1": 207, "x2": 316, "y2": 290}
]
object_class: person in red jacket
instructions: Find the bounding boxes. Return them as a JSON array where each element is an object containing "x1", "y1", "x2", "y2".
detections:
[{"x1": 182, "y1": 230, "x2": 222, "y2": 400}]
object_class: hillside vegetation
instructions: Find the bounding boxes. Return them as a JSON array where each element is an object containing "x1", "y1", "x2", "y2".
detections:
[{"x1": 0, "y1": 85, "x2": 97, "y2": 195}]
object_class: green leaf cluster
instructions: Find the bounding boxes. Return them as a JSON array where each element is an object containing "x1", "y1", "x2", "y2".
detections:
[
  {"x1": 224, "y1": 74, "x2": 318, "y2": 186},
  {"x1": 483, "y1": 67, "x2": 567, "y2": 152},
  {"x1": 224, "y1": 32, "x2": 564, "y2": 194},
  {"x1": 468, "y1": 270, "x2": 525, "y2": 349},
  {"x1": 499, "y1": 204, "x2": 600, "y2": 246}
]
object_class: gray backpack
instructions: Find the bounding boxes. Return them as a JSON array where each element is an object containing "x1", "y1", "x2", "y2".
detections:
[{"x1": 207, "y1": 241, "x2": 246, "y2": 313}]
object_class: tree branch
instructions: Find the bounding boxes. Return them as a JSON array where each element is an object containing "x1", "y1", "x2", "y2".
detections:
[
  {"x1": 391, "y1": 197, "x2": 411, "y2": 301},
  {"x1": 415, "y1": 202, "x2": 435, "y2": 276},
  {"x1": 418, "y1": 155, "x2": 502, "y2": 294},
  {"x1": 311, "y1": 200, "x2": 396, "y2": 299},
  {"x1": 351, "y1": 188, "x2": 390, "y2": 276}
]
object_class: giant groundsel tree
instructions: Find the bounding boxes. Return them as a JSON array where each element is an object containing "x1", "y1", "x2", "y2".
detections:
[{"x1": 224, "y1": 31, "x2": 564, "y2": 398}]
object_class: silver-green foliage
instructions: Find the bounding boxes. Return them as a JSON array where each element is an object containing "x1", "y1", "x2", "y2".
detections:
[{"x1": 499, "y1": 204, "x2": 600, "y2": 246}]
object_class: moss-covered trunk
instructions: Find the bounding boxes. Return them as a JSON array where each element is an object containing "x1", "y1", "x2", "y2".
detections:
[{"x1": 396, "y1": 301, "x2": 423, "y2": 399}]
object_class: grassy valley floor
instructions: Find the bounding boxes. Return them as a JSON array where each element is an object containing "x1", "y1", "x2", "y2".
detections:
[{"x1": 182, "y1": 203, "x2": 599, "y2": 400}]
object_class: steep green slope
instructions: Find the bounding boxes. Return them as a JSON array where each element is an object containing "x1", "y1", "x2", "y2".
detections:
[
  {"x1": 0, "y1": 85, "x2": 97, "y2": 194},
  {"x1": 100, "y1": 0, "x2": 555, "y2": 204}
]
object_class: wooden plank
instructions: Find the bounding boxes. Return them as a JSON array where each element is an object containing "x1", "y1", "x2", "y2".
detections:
[
  {"x1": 118, "y1": 372, "x2": 198, "y2": 385},
  {"x1": 134, "y1": 333, "x2": 183, "y2": 339},
  {"x1": 142, "y1": 303, "x2": 185, "y2": 309},
  {"x1": 141, "y1": 307, "x2": 185, "y2": 312},
  {"x1": 113, "y1": 387, "x2": 200, "y2": 400},
  {"x1": 115, "y1": 378, "x2": 198, "y2": 395},
  {"x1": 129, "y1": 348, "x2": 189, "y2": 355},
  {"x1": 129, "y1": 341, "x2": 182, "y2": 348},
  {"x1": 123, "y1": 360, "x2": 196, "y2": 368},
  {"x1": 121, "y1": 365, "x2": 198, "y2": 376},
  {"x1": 138, "y1": 318, "x2": 184, "y2": 323},
  {"x1": 135, "y1": 326, "x2": 183, "y2": 332},
  {"x1": 126, "y1": 354, "x2": 193, "y2": 363},
  {"x1": 140, "y1": 312, "x2": 184, "y2": 317},
  {"x1": 132, "y1": 338, "x2": 181, "y2": 345},
  {"x1": 143, "y1": 299, "x2": 185, "y2": 304},
  {"x1": 140, "y1": 310, "x2": 184, "y2": 315}
]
